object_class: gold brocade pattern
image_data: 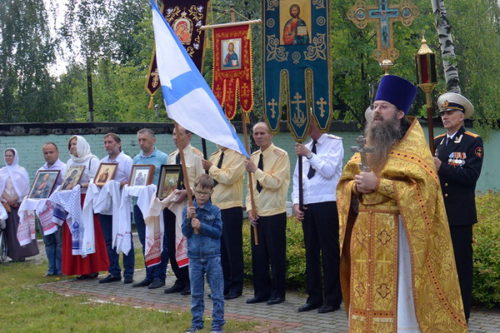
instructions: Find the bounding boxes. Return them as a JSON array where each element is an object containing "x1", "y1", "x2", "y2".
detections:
[{"x1": 336, "y1": 119, "x2": 467, "y2": 332}]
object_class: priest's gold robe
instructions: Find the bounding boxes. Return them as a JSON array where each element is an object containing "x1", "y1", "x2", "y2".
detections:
[{"x1": 336, "y1": 119, "x2": 467, "y2": 332}]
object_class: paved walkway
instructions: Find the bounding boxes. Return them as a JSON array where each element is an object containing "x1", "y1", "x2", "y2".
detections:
[{"x1": 38, "y1": 267, "x2": 499, "y2": 333}]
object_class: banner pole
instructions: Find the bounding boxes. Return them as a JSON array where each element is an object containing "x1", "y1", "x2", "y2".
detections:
[{"x1": 243, "y1": 112, "x2": 259, "y2": 245}]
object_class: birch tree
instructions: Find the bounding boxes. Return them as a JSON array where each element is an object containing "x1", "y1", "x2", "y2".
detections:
[{"x1": 431, "y1": 0, "x2": 461, "y2": 93}]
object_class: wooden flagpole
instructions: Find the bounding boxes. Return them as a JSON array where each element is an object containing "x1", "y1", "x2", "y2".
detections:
[{"x1": 242, "y1": 112, "x2": 259, "y2": 245}]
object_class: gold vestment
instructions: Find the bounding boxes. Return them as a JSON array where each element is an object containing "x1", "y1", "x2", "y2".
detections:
[{"x1": 337, "y1": 119, "x2": 467, "y2": 332}]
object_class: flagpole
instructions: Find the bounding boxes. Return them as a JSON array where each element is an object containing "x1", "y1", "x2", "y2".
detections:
[
  {"x1": 243, "y1": 112, "x2": 259, "y2": 245},
  {"x1": 174, "y1": 122, "x2": 196, "y2": 234}
]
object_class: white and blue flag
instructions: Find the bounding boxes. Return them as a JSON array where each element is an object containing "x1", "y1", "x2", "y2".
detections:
[{"x1": 150, "y1": 0, "x2": 248, "y2": 157}]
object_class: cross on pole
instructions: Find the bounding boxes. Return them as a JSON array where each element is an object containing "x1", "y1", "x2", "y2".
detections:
[
  {"x1": 351, "y1": 135, "x2": 374, "y2": 172},
  {"x1": 348, "y1": 0, "x2": 419, "y2": 63}
]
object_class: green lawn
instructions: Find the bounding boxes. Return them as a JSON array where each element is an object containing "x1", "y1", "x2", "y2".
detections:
[{"x1": 0, "y1": 261, "x2": 256, "y2": 333}]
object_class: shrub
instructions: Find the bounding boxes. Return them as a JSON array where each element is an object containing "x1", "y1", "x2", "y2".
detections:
[{"x1": 472, "y1": 191, "x2": 500, "y2": 308}]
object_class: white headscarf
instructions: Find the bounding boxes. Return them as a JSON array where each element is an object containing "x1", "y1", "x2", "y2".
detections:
[
  {"x1": 68, "y1": 135, "x2": 97, "y2": 163},
  {"x1": 0, "y1": 148, "x2": 30, "y2": 200}
]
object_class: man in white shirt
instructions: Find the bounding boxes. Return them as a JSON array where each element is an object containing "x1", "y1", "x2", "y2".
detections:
[
  {"x1": 38, "y1": 142, "x2": 66, "y2": 276},
  {"x1": 98, "y1": 133, "x2": 135, "y2": 284},
  {"x1": 292, "y1": 121, "x2": 343, "y2": 313}
]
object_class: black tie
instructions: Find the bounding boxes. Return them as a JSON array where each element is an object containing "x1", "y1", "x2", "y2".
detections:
[
  {"x1": 307, "y1": 140, "x2": 317, "y2": 179},
  {"x1": 213, "y1": 151, "x2": 224, "y2": 187},
  {"x1": 175, "y1": 153, "x2": 184, "y2": 190},
  {"x1": 256, "y1": 153, "x2": 263, "y2": 192}
]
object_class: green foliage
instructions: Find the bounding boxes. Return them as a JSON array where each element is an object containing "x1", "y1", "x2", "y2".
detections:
[{"x1": 472, "y1": 191, "x2": 500, "y2": 308}]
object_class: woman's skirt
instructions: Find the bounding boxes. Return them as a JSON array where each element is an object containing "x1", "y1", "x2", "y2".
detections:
[{"x1": 6, "y1": 207, "x2": 39, "y2": 261}]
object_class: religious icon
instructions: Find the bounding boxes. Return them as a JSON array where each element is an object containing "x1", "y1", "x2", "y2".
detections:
[
  {"x1": 129, "y1": 165, "x2": 155, "y2": 186},
  {"x1": 173, "y1": 18, "x2": 192, "y2": 45},
  {"x1": 29, "y1": 170, "x2": 60, "y2": 199},
  {"x1": 61, "y1": 166, "x2": 85, "y2": 191},
  {"x1": 94, "y1": 163, "x2": 118, "y2": 187},
  {"x1": 281, "y1": 2, "x2": 310, "y2": 45},
  {"x1": 157, "y1": 165, "x2": 181, "y2": 200},
  {"x1": 221, "y1": 38, "x2": 242, "y2": 70}
]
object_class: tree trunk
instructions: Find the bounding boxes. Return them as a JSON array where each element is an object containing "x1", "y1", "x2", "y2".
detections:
[
  {"x1": 86, "y1": 57, "x2": 94, "y2": 122},
  {"x1": 431, "y1": 0, "x2": 461, "y2": 93}
]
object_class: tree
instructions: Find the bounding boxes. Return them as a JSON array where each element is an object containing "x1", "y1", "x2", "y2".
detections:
[{"x1": 0, "y1": 0, "x2": 59, "y2": 122}]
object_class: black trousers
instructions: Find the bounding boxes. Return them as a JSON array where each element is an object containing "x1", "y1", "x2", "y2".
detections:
[
  {"x1": 220, "y1": 207, "x2": 244, "y2": 295},
  {"x1": 302, "y1": 201, "x2": 342, "y2": 307},
  {"x1": 450, "y1": 224, "x2": 473, "y2": 320},
  {"x1": 164, "y1": 208, "x2": 189, "y2": 286},
  {"x1": 250, "y1": 212, "x2": 287, "y2": 300}
]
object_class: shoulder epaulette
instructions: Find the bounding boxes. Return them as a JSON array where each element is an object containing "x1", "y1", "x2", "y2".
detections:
[
  {"x1": 192, "y1": 147, "x2": 203, "y2": 156},
  {"x1": 272, "y1": 147, "x2": 286, "y2": 157},
  {"x1": 434, "y1": 133, "x2": 446, "y2": 140},
  {"x1": 326, "y1": 134, "x2": 342, "y2": 140},
  {"x1": 464, "y1": 131, "x2": 480, "y2": 138},
  {"x1": 251, "y1": 150, "x2": 260, "y2": 156},
  {"x1": 168, "y1": 151, "x2": 178, "y2": 156}
]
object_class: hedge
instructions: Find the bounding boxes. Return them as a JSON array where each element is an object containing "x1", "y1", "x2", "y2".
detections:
[{"x1": 240, "y1": 192, "x2": 499, "y2": 308}]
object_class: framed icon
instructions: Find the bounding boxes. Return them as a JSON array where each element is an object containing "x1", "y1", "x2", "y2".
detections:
[
  {"x1": 61, "y1": 165, "x2": 86, "y2": 191},
  {"x1": 94, "y1": 163, "x2": 118, "y2": 187},
  {"x1": 29, "y1": 170, "x2": 60, "y2": 199},
  {"x1": 221, "y1": 38, "x2": 242, "y2": 70},
  {"x1": 157, "y1": 165, "x2": 181, "y2": 200},
  {"x1": 129, "y1": 164, "x2": 155, "y2": 186}
]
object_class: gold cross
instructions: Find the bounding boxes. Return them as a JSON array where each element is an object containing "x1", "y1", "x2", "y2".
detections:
[
  {"x1": 267, "y1": 98, "x2": 277, "y2": 118},
  {"x1": 316, "y1": 97, "x2": 327, "y2": 118}
]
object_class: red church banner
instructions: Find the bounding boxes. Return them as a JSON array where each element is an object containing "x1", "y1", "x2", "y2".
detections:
[{"x1": 212, "y1": 24, "x2": 254, "y2": 120}]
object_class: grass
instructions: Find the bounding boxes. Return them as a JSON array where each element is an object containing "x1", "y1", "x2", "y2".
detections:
[{"x1": 0, "y1": 260, "x2": 256, "y2": 333}]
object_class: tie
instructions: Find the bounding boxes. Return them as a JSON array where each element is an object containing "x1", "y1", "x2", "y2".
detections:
[
  {"x1": 175, "y1": 153, "x2": 184, "y2": 190},
  {"x1": 213, "y1": 151, "x2": 224, "y2": 187},
  {"x1": 307, "y1": 140, "x2": 317, "y2": 179},
  {"x1": 256, "y1": 153, "x2": 263, "y2": 192}
]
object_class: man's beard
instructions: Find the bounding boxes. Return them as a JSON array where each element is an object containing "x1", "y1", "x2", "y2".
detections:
[{"x1": 364, "y1": 115, "x2": 402, "y2": 172}]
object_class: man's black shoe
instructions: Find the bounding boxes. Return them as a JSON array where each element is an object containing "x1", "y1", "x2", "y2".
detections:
[
  {"x1": 164, "y1": 284, "x2": 184, "y2": 294},
  {"x1": 99, "y1": 274, "x2": 121, "y2": 283},
  {"x1": 224, "y1": 292, "x2": 242, "y2": 300},
  {"x1": 180, "y1": 285, "x2": 191, "y2": 295},
  {"x1": 246, "y1": 296, "x2": 269, "y2": 304},
  {"x1": 132, "y1": 279, "x2": 152, "y2": 288},
  {"x1": 318, "y1": 304, "x2": 340, "y2": 313},
  {"x1": 266, "y1": 297, "x2": 285, "y2": 305},
  {"x1": 123, "y1": 276, "x2": 134, "y2": 284},
  {"x1": 148, "y1": 279, "x2": 165, "y2": 289},
  {"x1": 298, "y1": 303, "x2": 321, "y2": 312}
]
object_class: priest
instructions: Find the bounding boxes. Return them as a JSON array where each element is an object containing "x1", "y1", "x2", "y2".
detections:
[{"x1": 336, "y1": 75, "x2": 467, "y2": 332}]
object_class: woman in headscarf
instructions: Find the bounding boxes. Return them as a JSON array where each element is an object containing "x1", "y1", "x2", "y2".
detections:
[
  {"x1": 62, "y1": 135, "x2": 108, "y2": 279},
  {"x1": 0, "y1": 148, "x2": 39, "y2": 261}
]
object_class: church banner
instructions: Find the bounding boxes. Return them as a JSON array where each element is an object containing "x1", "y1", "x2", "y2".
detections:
[
  {"x1": 145, "y1": 0, "x2": 209, "y2": 106},
  {"x1": 263, "y1": 0, "x2": 332, "y2": 140},
  {"x1": 212, "y1": 24, "x2": 254, "y2": 120}
]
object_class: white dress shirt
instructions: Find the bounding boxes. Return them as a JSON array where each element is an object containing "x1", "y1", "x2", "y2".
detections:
[
  {"x1": 100, "y1": 152, "x2": 133, "y2": 184},
  {"x1": 291, "y1": 133, "x2": 344, "y2": 205}
]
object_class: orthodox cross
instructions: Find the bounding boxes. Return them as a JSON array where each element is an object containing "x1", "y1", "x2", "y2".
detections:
[
  {"x1": 291, "y1": 92, "x2": 307, "y2": 127},
  {"x1": 351, "y1": 135, "x2": 374, "y2": 172},
  {"x1": 316, "y1": 97, "x2": 327, "y2": 118},
  {"x1": 347, "y1": 0, "x2": 419, "y2": 63},
  {"x1": 267, "y1": 98, "x2": 278, "y2": 118}
]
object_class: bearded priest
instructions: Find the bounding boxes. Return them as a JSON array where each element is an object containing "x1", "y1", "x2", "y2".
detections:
[{"x1": 336, "y1": 75, "x2": 467, "y2": 333}]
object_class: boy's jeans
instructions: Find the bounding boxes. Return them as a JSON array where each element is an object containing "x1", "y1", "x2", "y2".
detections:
[{"x1": 189, "y1": 256, "x2": 225, "y2": 330}]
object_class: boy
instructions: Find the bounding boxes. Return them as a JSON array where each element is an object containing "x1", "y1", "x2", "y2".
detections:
[{"x1": 182, "y1": 174, "x2": 225, "y2": 333}]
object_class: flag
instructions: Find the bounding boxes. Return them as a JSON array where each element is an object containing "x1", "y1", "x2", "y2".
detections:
[{"x1": 150, "y1": 0, "x2": 248, "y2": 157}]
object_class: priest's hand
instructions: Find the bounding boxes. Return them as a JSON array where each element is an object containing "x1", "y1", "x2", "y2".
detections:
[
  {"x1": 244, "y1": 159, "x2": 257, "y2": 173},
  {"x1": 293, "y1": 204, "x2": 305, "y2": 221},
  {"x1": 433, "y1": 157, "x2": 442, "y2": 170},
  {"x1": 354, "y1": 171, "x2": 379, "y2": 193},
  {"x1": 295, "y1": 143, "x2": 311, "y2": 157},
  {"x1": 201, "y1": 159, "x2": 212, "y2": 171}
]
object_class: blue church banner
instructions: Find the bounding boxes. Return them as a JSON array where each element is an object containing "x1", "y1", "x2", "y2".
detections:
[{"x1": 263, "y1": 0, "x2": 332, "y2": 141}]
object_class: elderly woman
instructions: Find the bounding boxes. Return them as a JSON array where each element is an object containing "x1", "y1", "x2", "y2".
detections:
[
  {"x1": 0, "y1": 148, "x2": 39, "y2": 261},
  {"x1": 62, "y1": 136, "x2": 108, "y2": 279}
]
